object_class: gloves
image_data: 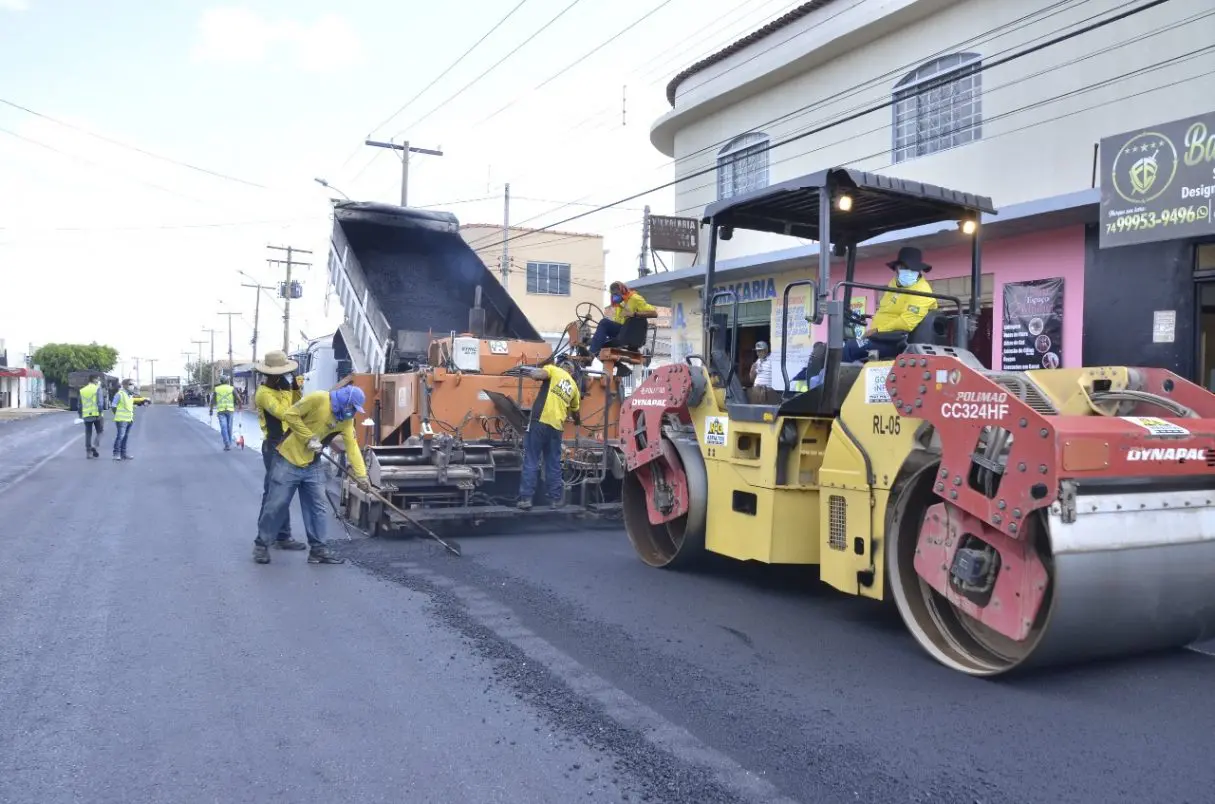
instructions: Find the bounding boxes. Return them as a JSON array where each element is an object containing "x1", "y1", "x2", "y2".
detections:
[
  {"x1": 306, "y1": 437, "x2": 324, "y2": 454},
  {"x1": 571, "y1": 412, "x2": 581, "y2": 426},
  {"x1": 355, "y1": 476, "x2": 372, "y2": 493}
]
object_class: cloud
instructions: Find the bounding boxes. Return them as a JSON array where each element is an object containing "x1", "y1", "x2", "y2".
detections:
[
  {"x1": 192, "y1": 8, "x2": 362, "y2": 72},
  {"x1": 0, "y1": 0, "x2": 29, "y2": 10}
]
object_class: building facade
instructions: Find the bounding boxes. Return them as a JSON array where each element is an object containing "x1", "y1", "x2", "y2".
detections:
[
  {"x1": 634, "y1": 0, "x2": 1215, "y2": 388},
  {"x1": 0, "y1": 340, "x2": 45, "y2": 408},
  {"x1": 459, "y1": 225, "x2": 607, "y2": 342}
]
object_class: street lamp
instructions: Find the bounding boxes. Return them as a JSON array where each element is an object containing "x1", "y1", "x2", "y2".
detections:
[{"x1": 314, "y1": 177, "x2": 351, "y2": 201}]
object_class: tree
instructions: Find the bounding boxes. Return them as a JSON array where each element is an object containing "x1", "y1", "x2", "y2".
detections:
[
  {"x1": 186, "y1": 360, "x2": 219, "y2": 387},
  {"x1": 32, "y1": 342, "x2": 119, "y2": 387}
]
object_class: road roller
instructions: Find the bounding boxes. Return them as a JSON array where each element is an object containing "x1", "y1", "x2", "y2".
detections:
[{"x1": 618, "y1": 166, "x2": 1215, "y2": 676}]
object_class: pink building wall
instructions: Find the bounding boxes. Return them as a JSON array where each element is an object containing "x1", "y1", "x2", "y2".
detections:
[{"x1": 829, "y1": 225, "x2": 1086, "y2": 368}]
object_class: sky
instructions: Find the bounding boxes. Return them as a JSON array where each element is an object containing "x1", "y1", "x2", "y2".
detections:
[{"x1": 0, "y1": 0, "x2": 798, "y2": 381}]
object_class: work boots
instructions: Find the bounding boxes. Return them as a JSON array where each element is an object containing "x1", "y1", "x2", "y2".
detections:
[
  {"x1": 273, "y1": 538, "x2": 307, "y2": 551},
  {"x1": 307, "y1": 548, "x2": 345, "y2": 565},
  {"x1": 253, "y1": 544, "x2": 270, "y2": 564}
]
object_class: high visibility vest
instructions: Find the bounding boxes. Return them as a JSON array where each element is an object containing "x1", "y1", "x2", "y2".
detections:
[
  {"x1": 214, "y1": 384, "x2": 235, "y2": 412},
  {"x1": 114, "y1": 390, "x2": 135, "y2": 423},
  {"x1": 80, "y1": 383, "x2": 100, "y2": 418}
]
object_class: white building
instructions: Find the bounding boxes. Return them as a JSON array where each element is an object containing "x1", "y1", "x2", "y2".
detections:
[
  {"x1": 0, "y1": 339, "x2": 45, "y2": 409},
  {"x1": 634, "y1": 0, "x2": 1215, "y2": 386}
]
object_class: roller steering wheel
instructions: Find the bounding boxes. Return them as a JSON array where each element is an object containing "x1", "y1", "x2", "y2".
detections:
[{"x1": 575, "y1": 301, "x2": 605, "y2": 325}]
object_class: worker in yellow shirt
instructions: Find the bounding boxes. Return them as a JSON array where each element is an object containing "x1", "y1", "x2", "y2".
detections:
[
  {"x1": 587, "y1": 281, "x2": 658, "y2": 357},
  {"x1": 842, "y1": 246, "x2": 938, "y2": 362},
  {"x1": 111, "y1": 378, "x2": 150, "y2": 461},
  {"x1": 209, "y1": 375, "x2": 237, "y2": 451},
  {"x1": 251, "y1": 350, "x2": 306, "y2": 552},
  {"x1": 517, "y1": 363, "x2": 581, "y2": 511},
  {"x1": 253, "y1": 385, "x2": 371, "y2": 565}
]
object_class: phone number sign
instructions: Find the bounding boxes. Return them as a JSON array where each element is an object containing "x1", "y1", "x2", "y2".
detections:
[{"x1": 1099, "y1": 110, "x2": 1215, "y2": 248}]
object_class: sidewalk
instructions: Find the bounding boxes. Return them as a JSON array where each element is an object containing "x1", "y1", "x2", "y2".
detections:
[{"x1": 0, "y1": 408, "x2": 68, "y2": 423}]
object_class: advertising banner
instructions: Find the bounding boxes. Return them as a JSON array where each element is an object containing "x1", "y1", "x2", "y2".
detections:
[
  {"x1": 1099, "y1": 110, "x2": 1215, "y2": 248},
  {"x1": 1002, "y1": 278, "x2": 1064, "y2": 371}
]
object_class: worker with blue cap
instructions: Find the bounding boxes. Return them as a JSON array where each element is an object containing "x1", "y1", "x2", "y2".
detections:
[{"x1": 252, "y1": 383, "x2": 371, "y2": 565}]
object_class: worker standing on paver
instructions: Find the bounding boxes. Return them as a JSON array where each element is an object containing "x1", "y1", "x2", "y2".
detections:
[
  {"x1": 252, "y1": 350, "x2": 307, "y2": 552},
  {"x1": 210, "y1": 375, "x2": 237, "y2": 451},
  {"x1": 253, "y1": 385, "x2": 371, "y2": 565},
  {"x1": 79, "y1": 373, "x2": 108, "y2": 459},
  {"x1": 517, "y1": 363, "x2": 581, "y2": 511},
  {"x1": 111, "y1": 378, "x2": 149, "y2": 461}
]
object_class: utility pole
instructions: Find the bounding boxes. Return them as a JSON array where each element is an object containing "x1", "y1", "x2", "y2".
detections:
[
  {"x1": 145, "y1": 359, "x2": 156, "y2": 402},
  {"x1": 501, "y1": 182, "x2": 510, "y2": 287},
  {"x1": 267, "y1": 245, "x2": 312, "y2": 354},
  {"x1": 190, "y1": 340, "x2": 206, "y2": 384},
  {"x1": 241, "y1": 281, "x2": 275, "y2": 363},
  {"x1": 202, "y1": 327, "x2": 220, "y2": 402},
  {"x1": 131, "y1": 357, "x2": 140, "y2": 392},
  {"x1": 638, "y1": 205, "x2": 651, "y2": 277},
  {"x1": 364, "y1": 139, "x2": 444, "y2": 207},
  {"x1": 217, "y1": 311, "x2": 240, "y2": 398}
]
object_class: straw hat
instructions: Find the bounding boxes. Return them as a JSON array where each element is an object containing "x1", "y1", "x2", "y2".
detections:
[{"x1": 254, "y1": 350, "x2": 298, "y2": 375}]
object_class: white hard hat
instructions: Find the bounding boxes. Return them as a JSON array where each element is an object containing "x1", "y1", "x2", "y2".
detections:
[{"x1": 755, "y1": 341, "x2": 769, "y2": 351}]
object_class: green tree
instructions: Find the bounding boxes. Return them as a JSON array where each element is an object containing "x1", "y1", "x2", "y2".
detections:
[
  {"x1": 186, "y1": 360, "x2": 219, "y2": 387},
  {"x1": 32, "y1": 342, "x2": 119, "y2": 387}
]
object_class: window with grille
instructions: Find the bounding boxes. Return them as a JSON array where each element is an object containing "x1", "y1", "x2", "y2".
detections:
[
  {"x1": 526, "y1": 261, "x2": 571, "y2": 296},
  {"x1": 892, "y1": 53, "x2": 982, "y2": 163},
  {"x1": 717, "y1": 133, "x2": 770, "y2": 200}
]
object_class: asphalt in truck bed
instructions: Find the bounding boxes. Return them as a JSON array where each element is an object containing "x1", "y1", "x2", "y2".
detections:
[{"x1": 1, "y1": 407, "x2": 1213, "y2": 803}]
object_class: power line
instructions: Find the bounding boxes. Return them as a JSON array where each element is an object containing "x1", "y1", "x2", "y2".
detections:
[
  {"x1": 0, "y1": 97, "x2": 268, "y2": 189},
  {"x1": 0, "y1": 125, "x2": 209, "y2": 203},
  {"x1": 393, "y1": 0, "x2": 589, "y2": 138},
  {"x1": 468, "y1": 0, "x2": 1097, "y2": 210},
  {"x1": 477, "y1": 0, "x2": 682, "y2": 126},
  {"x1": 364, "y1": 0, "x2": 532, "y2": 140},
  {"x1": 485, "y1": 0, "x2": 1176, "y2": 248}
]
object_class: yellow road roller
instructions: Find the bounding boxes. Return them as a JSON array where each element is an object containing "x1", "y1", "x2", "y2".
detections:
[{"x1": 618, "y1": 167, "x2": 1215, "y2": 676}]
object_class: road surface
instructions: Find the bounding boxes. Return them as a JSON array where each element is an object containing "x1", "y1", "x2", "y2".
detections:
[{"x1": 2, "y1": 406, "x2": 1213, "y2": 803}]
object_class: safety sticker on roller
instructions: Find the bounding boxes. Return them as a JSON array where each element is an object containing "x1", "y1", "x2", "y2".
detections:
[
  {"x1": 705, "y1": 416, "x2": 728, "y2": 446},
  {"x1": 866, "y1": 366, "x2": 891, "y2": 404},
  {"x1": 1122, "y1": 416, "x2": 1190, "y2": 437}
]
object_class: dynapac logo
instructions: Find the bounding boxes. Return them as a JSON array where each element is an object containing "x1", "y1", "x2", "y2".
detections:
[{"x1": 1127, "y1": 447, "x2": 1207, "y2": 461}]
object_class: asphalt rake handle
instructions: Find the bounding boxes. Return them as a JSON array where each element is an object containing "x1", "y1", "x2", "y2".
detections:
[{"x1": 318, "y1": 450, "x2": 462, "y2": 557}]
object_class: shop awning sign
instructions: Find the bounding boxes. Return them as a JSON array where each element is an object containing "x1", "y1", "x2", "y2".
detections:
[
  {"x1": 649, "y1": 215, "x2": 700, "y2": 254},
  {"x1": 1099, "y1": 110, "x2": 1215, "y2": 248}
]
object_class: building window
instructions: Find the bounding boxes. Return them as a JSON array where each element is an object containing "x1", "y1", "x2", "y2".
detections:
[
  {"x1": 892, "y1": 53, "x2": 982, "y2": 163},
  {"x1": 526, "y1": 261, "x2": 571, "y2": 296},
  {"x1": 717, "y1": 133, "x2": 770, "y2": 200}
]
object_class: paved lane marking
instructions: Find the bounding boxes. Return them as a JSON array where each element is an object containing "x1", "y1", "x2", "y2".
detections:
[
  {"x1": 1187, "y1": 646, "x2": 1215, "y2": 658},
  {"x1": 0, "y1": 435, "x2": 78, "y2": 498},
  {"x1": 395, "y1": 560, "x2": 800, "y2": 804}
]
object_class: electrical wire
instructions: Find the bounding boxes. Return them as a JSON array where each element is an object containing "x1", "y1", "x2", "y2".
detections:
[
  {"x1": 476, "y1": 0, "x2": 682, "y2": 126},
  {"x1": 460, "y1": 0, "x2": 1099, "y2": 233},
  {"x1": 472, "y1": 0, "x2": 1179, "y2": 249},
  {"x1": 0, "y1": 97, "x2": 268, "y2": 189},
  {"x1": 362, "y1": 0, "x2": 533, "y2": 141},
  {"x1": 393, "y1": 0, "x2": 590, "y2": 138}
]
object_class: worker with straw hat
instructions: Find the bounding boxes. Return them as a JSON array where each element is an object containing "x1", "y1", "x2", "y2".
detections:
[{"x1": 252, "y1": 350, "x2": 308, "y2": 553}]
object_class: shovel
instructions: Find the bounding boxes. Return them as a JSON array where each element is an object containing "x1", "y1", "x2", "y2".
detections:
[{"x1": 318, "y1": 449, "x2": 461, "y2": 557}]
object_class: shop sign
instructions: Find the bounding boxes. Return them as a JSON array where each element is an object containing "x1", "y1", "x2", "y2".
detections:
[
  {"x1": 1099, "y1": 110, "x2": 1215, "y2": 248},
  {"x1": 649, "y1": 215, "x2": 700, "y2": 254},
  {"x1": 1002, "y1": 278, "x2": 1064, "y2": 371},
  {"x1": 712, "y1": 277, "x2": 777, "y2": 303}
]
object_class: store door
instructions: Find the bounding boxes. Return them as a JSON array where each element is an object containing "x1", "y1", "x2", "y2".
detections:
[{"x1": 1192, "y1": 244, "x2": 1215, "y2": 390}]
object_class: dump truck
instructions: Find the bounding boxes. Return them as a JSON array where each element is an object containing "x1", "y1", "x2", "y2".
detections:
[
  {"x1": 320, "y1": 201, "x2": 634, "y2": 532},
  {"x1": 618, "y1": 166, "x2": 1215, "y2": 676}
]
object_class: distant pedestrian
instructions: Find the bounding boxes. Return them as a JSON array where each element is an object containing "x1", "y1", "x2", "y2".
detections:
[
  {"x1": 111, "y1": 378, "x2": 149, "y2": 461},
  {"x1": 252, "y1": 385, "x2": 371, "y2": 565},
  {"x1": 516, "y1": 363, "x2": 580, "y2": 510},
  {"x1": 252, "y1": 350, "x2": 307, "y2": 552},
  {"x1": 210, "y1": 375, "x2": 237, "y2": 451},
  {"x1": 79, "y1": 373, "x2": 108, "y2": 459}
]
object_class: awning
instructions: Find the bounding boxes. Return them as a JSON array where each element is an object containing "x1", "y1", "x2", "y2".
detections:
[{"x1": 0, "y1": 367, "x2": 42, "y2": 378}]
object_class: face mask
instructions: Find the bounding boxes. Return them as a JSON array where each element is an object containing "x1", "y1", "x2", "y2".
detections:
[
  {"x1": 896, "y1": 268, "x2": 918, "y2": 287},
  {"x1": 610, "y1": 294, "x2": 623, "y2": 305}
]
